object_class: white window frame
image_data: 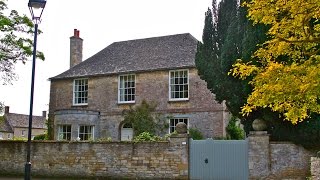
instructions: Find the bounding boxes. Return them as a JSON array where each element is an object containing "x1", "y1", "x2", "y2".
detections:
[
  {"x1": 58, "y1": 125, "x2": 72, "y2": 141},
  {"x1": 169, "y1": 118, "x2": 189, "y2": 133},
  {"x1": 169, "y1": 69, "x2": 189, "y2": 101},
  {"x1": 73, "y1": 78, "x2": 88, "y2": 105},
  {"x1": 118, "y1": 74, "x2": 136, "y2": 103},
  {"x1": 78, "y1": 125, "x2": 94, "y2": 141},
  {"x1": 7, "y1": 133, "x2": 11, "y2": 139}
]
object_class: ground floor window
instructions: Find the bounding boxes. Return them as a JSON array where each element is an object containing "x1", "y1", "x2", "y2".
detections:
[
  {"x1": 169, "y1": 118, "x2": 189, "y2": 133},
  {"x1": 79, "y1": 125, "x2": 94, "y2": 141},
  {"x1": 58, "y1": 125, "x2": 71, "y2": 140}
]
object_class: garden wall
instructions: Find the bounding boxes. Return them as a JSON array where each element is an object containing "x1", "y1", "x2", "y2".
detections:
[
  {"x1": 311, "y1": 157, "x2": 320, "y2": 179},
  {"x1": 0, "y1": 135, "x2": 188, "y2": 179},
  {"x1": 249, "y1": 131, "x2": 314, "y2": 179},
  {"x1": 0, "y1": 132, "x2": 315, "y2": 179}
]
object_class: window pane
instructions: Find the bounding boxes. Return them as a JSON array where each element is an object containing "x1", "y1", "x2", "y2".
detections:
[
  {"x1": 119, "y1": 75, "x2": 135, "y2": 102},
  {"x1": 58, "y1": 125, "x2": 71, "y2": 141},
  {"x1": 73, "y1": 79, "x2": 88, "y2": 105},
  {"x1": 169, "y1": 70, "x2": 188, "y2": 99},
  {"x1": 79, "y1": 125, "x2": 94, "y2": 141}
]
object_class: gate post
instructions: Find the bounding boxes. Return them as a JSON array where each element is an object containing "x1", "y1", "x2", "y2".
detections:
[
  {"x1": 248, "y1": 131, "x2": 270, "y2": 179},
  {"x1": 169, "y1": 122, "x2": 188, "y2": 179}
]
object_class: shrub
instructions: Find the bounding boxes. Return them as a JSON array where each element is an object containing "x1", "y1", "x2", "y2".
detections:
[
  {"x1": 133, "y1": 132, "x2": 164, "y2": 142},
  {"x1": 33, "y1": 134, "x2": 48, "y2": 140},
  {"x1": 95, "y1": 137, "x2": 112, "y2": 142},
  {"x1": 226, "y1": 116, "x2": 245, "y2": 140},
  {"x1": 189, "y1": 128, "x2": 204, "y2": 140},
  {"x1": 123, "y1": 100, "x2": 168, "y2": 136}
]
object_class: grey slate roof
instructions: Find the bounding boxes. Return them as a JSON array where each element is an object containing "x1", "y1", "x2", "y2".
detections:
[
  {"x1": 0, "y1": 117, "x2": 13, "y2": 133},
  {"x1": 4, "y1": 113, "x2": 47, "y2": 129},
  {"x1": 51, "y1": 33, "x2": 198, "y2": 80}
]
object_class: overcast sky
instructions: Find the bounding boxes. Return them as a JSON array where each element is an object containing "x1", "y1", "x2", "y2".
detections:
[{"x1": 1, "y1": 0, "x2": 212, "y2": 116}]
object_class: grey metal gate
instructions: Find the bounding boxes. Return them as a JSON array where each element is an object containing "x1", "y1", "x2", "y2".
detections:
[{"x1": 190, "y1": 138, "x2": 248, "y2": 180}]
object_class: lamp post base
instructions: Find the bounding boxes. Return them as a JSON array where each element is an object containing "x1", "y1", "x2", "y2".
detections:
[{"x1": 24, "y1": 162, "x2": 31, "y2": 180}]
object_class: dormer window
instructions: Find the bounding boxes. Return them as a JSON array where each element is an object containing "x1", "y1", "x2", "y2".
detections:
[
  {"x1": 169, "y1": 69, "x2": 189, "y2": 101},
  {"x1": 73, "y1": 78, "x2": 88, "y2": 105},
  {"x1": 118, "y1": 74, "x2": 135, "y2": 103}
]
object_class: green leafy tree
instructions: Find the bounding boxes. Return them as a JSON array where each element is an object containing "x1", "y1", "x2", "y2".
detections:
[
  {"x1": 231, "y1": 0, "x2": 320, "y2": 124},
  {"x1": 197, "y1": 0, "x2": 320, "y2": 148},
  {"x1": 0, "y1": 0, "x2": 44, "y2": 85}
]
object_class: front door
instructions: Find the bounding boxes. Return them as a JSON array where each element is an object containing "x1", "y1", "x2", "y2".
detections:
[{"x1": 121, "y1": 123, "x2": 133, "y2": 141}]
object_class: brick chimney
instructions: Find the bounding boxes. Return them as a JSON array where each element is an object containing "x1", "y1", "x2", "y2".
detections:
[
  {"x1": 70, "y1": 29, "x2": 83, "y2": 68},
  {"x1": 42, "y1": 111, "x2": 47, "y2": 118}
]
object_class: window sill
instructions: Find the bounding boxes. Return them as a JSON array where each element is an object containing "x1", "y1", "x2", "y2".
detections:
[
  {"x1": 168, "y1": 99, "x2": 189, "y2": 103},
  {"x1": 118, "y1": 101, "x2": 136, "y2": 105},
  {"x1": 72, "y1": 104, "x2": 88, "y2": 108}
]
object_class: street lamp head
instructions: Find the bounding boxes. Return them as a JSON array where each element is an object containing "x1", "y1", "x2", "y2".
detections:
[{"x1": 28, "y1": 0, "x2": 46, "y2": 23}]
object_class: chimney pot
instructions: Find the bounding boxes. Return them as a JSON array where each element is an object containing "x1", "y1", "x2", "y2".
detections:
[{"x1": 74, "y1": 29, "x2": 78, "y2": 37}]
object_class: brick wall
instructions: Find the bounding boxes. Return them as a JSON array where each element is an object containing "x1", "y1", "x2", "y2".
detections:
[
  {"x1": 0, "y1": 135, "x2": 188, "y2": 179},
  {"x1": 49, "y1": 68, "x2": 228, "y2": 140}
]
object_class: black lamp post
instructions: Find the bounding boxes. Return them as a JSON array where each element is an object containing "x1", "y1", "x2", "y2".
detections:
[{"x1": 25, "y1": 0, "x2": 46, "y2": 180}]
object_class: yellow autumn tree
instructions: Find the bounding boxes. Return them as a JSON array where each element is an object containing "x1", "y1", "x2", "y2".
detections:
[{"x1": 231, "y1": 0, "x2": 320, "y2": 124}]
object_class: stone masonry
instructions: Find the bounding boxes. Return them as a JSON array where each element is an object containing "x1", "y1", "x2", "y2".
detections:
[
  {"x1": 311, "y1": 157, "x2": 320, "y2": 179},
  {"x1": 0, "y1": 133, "x2": 316, "y2": 179},
  {"x1": 248, "y1": 131, "x2": 314, "y2": 179},
  {"x1": 0, "y1": 135, "x2": 188, "y2": 179},
  {"x1": 49, "y1": 68, "x2": 228, "y2": 140}
]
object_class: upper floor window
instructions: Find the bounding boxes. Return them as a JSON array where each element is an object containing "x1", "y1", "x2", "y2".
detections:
[
  {"x1": 169, "y1": 70, "x2": 189, "y2": 100},
  {"x1": 58, "y1": 125, "x2": 71, "y2": 141},
  {"x1": 169, "y1": 118, "x2": 189, "y2": 133},
  {"x1": 73, "y1": 79, "x2": 88, "y2": 105},
  {"x1": 118, "y1": 74, "x2": 135, "y2": 103}
]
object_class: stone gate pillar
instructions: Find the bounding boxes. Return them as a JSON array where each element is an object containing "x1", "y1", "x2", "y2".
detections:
[{"x1": 248, "y1": 131, "x2": 270, "y2": 179}]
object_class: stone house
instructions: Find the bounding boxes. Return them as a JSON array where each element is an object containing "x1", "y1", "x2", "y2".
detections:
[
  {"x1": 0, "y1": 106, "x2": 47, "y2": 140},
  {"x1": 49, "y1": 29, "x2": 229, "y2": 141}
]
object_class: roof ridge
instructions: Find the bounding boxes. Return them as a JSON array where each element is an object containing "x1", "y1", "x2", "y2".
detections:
[
  {"x1": 6, "y1": 113, "x2": 44, "y2": 118},
  {"x1": 112, "y1": 33, "x2": 192, "y2": 44}
]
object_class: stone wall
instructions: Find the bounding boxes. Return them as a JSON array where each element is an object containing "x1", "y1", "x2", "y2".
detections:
[
  {"x1": 248, "y1": 131, "x2": 314, "y2": 179},
  {"x1": 311, "y1": 157, "x2": 320, "y2": 179},
  {"x1": 0, "y1": 133, "x2": 316, "y2": 179},
  {"x1": 0, "y1": 135, "x2": 188, "y2": 179}
]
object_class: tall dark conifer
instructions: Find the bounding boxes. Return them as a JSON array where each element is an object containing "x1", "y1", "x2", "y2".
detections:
[
  {"x1": 195, "y1": 6, "x2": 219, "y2": 93},
  {"x1": 196, "y1": 0, "x2": 268, "y2": 118}
]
